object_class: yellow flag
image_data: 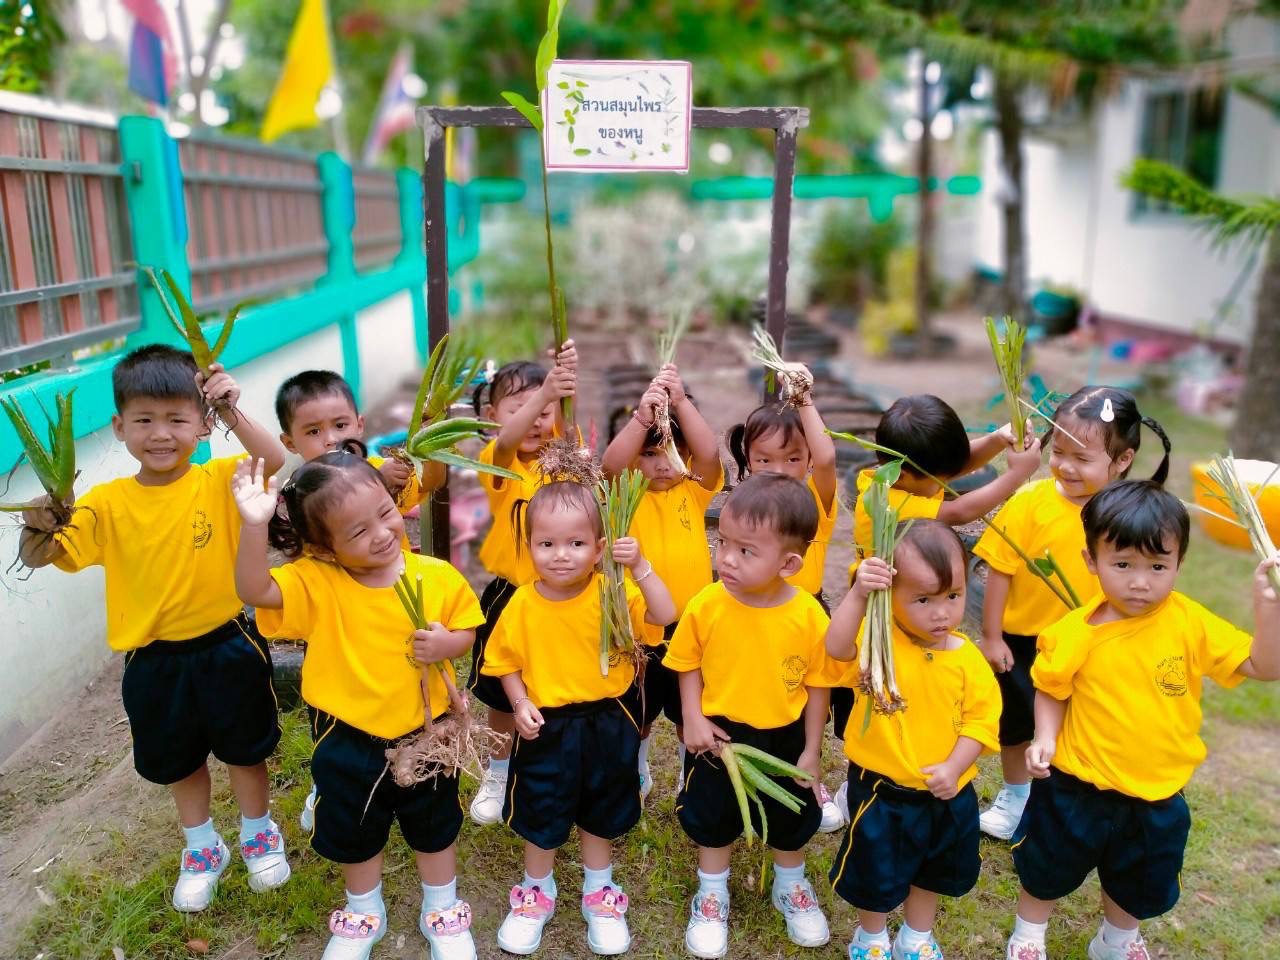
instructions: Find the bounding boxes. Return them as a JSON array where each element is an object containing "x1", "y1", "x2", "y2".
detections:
[{"x1": 260, "y1": 0, "x2": 334, "y2": 143}]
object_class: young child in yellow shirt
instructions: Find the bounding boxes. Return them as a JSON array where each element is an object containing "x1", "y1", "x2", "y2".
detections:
[
  {"x1": 1005, "y1": 480, "x2": 1280, "y2": 960},
  {"x1": 467, "y1": 342, "x2": 577, "y2": 825},
  {"x1": 481, "y1": 481, "x2": 676, "y2": 956},
  {"x1": 602, "y1": 362, "x2": 723, "y2": 795},
  {"x1": 664, "y1": 473, "x2": 834, "y2": 959},
  {"x1": 233, "y1": 449, "x2": 484, "y2": 960},
  {"x1": 826, "y1": 520, "x2": 1001, "y2": 960},
  {"x1": 974, "y1": 386, "x2": 1171, "y2": 841},
  {"x1": 20, "y1": 344, "x2": 290, "y2": 914}
]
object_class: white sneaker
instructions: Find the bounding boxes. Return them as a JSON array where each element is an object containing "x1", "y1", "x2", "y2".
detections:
[
  {"x1": 639, "y1": 758, "x2": 653, "y2": 802},
  {"x1": 835, "y1": 780, "x2": 849, "y2": 821},
  {"x1": 470, "y1": 766, "x2": 507, "y2": 825},
  {"x1": 684, "y1": 890, "x2": 729, "y2": 958},
  {"x1": 420, "y1": 898, "x2": 477, "y2": 960},
  {"x1": 582, "y1": 885, "x2": 631, "y2": 955},
  {"x1": 240, "y1": 820, "x2": 291, "y2": 892},
  {"x1": 1006, "y1": 935, "x2": 1047, "y2": 960},
  {"x1": 300, "y1": 784, "x2": 317, "y2": 833},
  {"x1": 771, "y1": 880, "x2": 830, "y2": 947},
  {"x1": 172, "y1": 836, "x2": 230, "y2": 912},
  {"x1": 1086, "y1": 929, "x2": 1150, "y2": 960},
  {"x1": 818, "y1": 783, "x2": 847, "y2": 833},
  {"x1": 892, "y1": 932, "x2": 944, "y2": 959},
  {"x1": 979, "y1": 788, "x2": 1028, "y2": 841},
  {"x1": 497, "y1": 883, "x2": 556, "y2": 955},
  {"x1": 323, "y1": 908, "x2": 385, "y2": 960}
]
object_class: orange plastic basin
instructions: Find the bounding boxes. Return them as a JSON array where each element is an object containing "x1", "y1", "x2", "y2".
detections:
[{"x1": 1190, "y1": 460, "x2": 1280, "y2": 551}]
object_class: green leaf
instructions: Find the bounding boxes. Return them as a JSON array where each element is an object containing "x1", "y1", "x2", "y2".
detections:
[
  {"x1": 573, "y1": 148, "x2": 591, "y2": 156},
  {"x1": 425, "y1": 448, "x2": 523, "y2": 480},
  {"x1": 872, "y1": 459, "x2": 903, "y2": 487},
  {"x1": 500, "y1": 90, "x2": 543, "y2": 132},
  {"x1": 557, "y1": 81, "x2": 569, "y2": 89},
  {"x1": 534, "y1": 0, "x2": 567, "y2": 92}
]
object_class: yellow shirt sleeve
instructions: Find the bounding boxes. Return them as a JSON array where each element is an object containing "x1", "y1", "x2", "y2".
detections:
[
  {"x1": 1032, "y1": 609, "x2": 1093, "y2": 701},
  {"x1": 663, "y1": 589, "x2": 706, "y2": 672},
  {"x1": 1193, "y1": 604, "x2": 1254, "y2": 688},
  {"x1": 958, "y1": 646, "x2": 1002, "y2": 753},
  {"x1": 53, "y1": 481, "x2": 107, "y2": 571},
  {"x1": 972, "y1": 484, "x2": 1030, "y2": 577},
  {"x1": 480, "y1": 589, "x2": 525, "y2": 678},
  {"x1": 804, "y1": 605, "x2": 837, "y2": 687},
  {"x1": 256, "y1": 562, "x2": 318, "y2": 641}
]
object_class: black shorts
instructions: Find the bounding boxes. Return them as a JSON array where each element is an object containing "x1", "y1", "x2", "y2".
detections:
[
  {"x1": 829, "y1": 764, "x2": 980, "y2": 913},
  {"x1": 504, "y1": 696, "x2": 643, "y2": 850},
  {"x1": 309, "y1": 712, "x2": 463, "y2": 864},
  {"x1": 467, "y1": 576, "x2": 517, "y2": 712},
  {"x1": 1012, "y1": 768, "x2": 1190, "y2": 920},
  {"x1": 121, "y1": 613, "x2": 280, "y2": 785},
  {"x1": 996, "y1": 632, "x2": 1037, "y2": 745},
  {"x1": 677, "y1": 715, "x2": 821, "y2": 851},
  {"x1": 639, "y1": 624, "x2": 683, "y2": 729}
]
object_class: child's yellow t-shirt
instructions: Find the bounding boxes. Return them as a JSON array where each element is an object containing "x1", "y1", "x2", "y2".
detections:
[
  {"x1": 848, "y1": 467, "x2": 945, "y2": 579},
  {"x1": 1033, "y1": 591, "x2": 1253, "y2": 801},
  {"x1": 973, "y1": 477, "x2": 1098, "y2": 636},
  {"x1": 837, "y1": 624, "x2": 1001, "y2": 791},
  {"x1": 53, "y1": 457, "x2": 245, "y2": 652},
  {"x1": 368, "y1": 454, "x2": 424, "y2": 513},
  {"x1": 476, "y1": 439, "x2": 541, "y2": 586},
  {"x1": 664, "y1": 582, "x2": 832, "y2": 729},
  {"x1": 256, "y1": 551, "x2": 483, "y2": 740},
  {"x1": 786, "y1": 475, "x2": 838, "y2": 596},
  {"x1": 630, "y1": 463, "x2": 722, "y2": 645},
  {"x1": 481, "y1": 574, "x2": 646, "y2": 708}
]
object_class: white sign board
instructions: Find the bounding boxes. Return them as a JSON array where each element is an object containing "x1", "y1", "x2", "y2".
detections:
[{"x1": 542, "y1": 60, "x2": 692, "y2": 173}]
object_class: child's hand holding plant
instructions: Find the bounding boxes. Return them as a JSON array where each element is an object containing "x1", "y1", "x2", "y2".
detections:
[
  {"x1": 379, "y1": 457, "x2": 414, "y2": 493},
  {"x1": 854, "y1": 556, "x2": 894, "y2": 596},
  {"x1": 412, "y1": 622, "x2": 454, "y2": 665},
  {"x1": 196, "y1": 362, "x2": 241, "y2": 412},
  {"x1": 655, "y1": 363, "x2": 686, "y2": 406},
  {"x1": 683, "y1": 712, "x2": 729, "y2": 756}
]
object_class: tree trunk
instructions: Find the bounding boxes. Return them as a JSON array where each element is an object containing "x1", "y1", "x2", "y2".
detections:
[
  {"x1": 916, "y1": 59, "x2": 935, "y2": 355},
  {"x1": 1229, "y1": 235, "x2": 1280, "y2": 460},
  {"x1": 995, "y1": 72, "x2": 1027, "y2": 324}
]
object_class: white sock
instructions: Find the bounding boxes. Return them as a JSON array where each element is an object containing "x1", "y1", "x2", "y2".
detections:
[
  {"x1": 854, "y1": 925, "x2": 890, "y2": 948},
  {"x1": 1101, "y1": 918, "x2": 1139, "y2": 947},
  {"x1": 347, "y1": 882, "x2": 386, "y2": 919},
  {"x1": 896, "y1": 922, "x2": 931, "y2": 952},
  {"x1": 583, "y1": 863, "x2": 613, "y2": 895},
  {"x1": 696, "y1": 867, "x2": 729, "y2": 900},
  {"x1": 422, "y1": 877, "x2": 457, "y2": 913},
  {"x1": 638, "y1": 732, "x2": 653, "y2": 767},
  {"x1": 182, "y1": 818, "x2": 218, "y2": 851},
  {"x1": 771, "y1": 861, "x2": 805, "y2": 898},
  {"x1": 1005, "y1": 781, "x2": 1031, "y2": 800},
  {"x1": 239, "y1": 811, "x2": 272, "y2": 844},
  {"x1": 522, "y1": 870, "x2": 556, "y2": 901},
  {"x1": 1012, "y1": 914, "x2": 1047, "y2": 945},
  {"x1": 489, "y1": 756, "x2": 510, "y2": 778}
]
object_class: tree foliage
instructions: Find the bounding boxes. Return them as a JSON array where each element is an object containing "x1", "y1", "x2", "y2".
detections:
[
  {"x1": 0, "y1": 0, "x2": 67, "y2": 93},
  {"x1": 1122, "y1": 158, "x2": 1280, "y2": 249}
]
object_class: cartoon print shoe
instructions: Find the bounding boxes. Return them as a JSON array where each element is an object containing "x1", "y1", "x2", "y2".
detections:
[
  {"x1": 497, "y1": 884, "x2": 556, "y2": 955},
  {"x1": 240, "y1": 820, "x2": 291, "y2": 892},
  {"x1": 1086, "y1": 931, "x2": 1150, "y2": 960},
  {"x1": 420, "y1": 899, "x2": 477, "y2": 960},
  {"x1": 849, "y1": 936, "x2": 892, "y2": 960},
  {"x1": 892, "y1": 933, "x2": 944, "y2": 959},
  {"x1": 684, "y1": 890, "x2": 730, "y2": 959},
  {"x1": 771, "y1": 880, "x2": 830, "y2": 947},
  {"x1": 1005, "y1": 936, "x2": 1047, "y2": 960},
  {"x1": 321, "y1": 909, "x2": 385, "y2": 960},
  {"x1": 172, "y1": 836, "x2": 230, "y2": 912},
  {"x1": 582, "y1": 885, "x2": 631, "y2": 955}
]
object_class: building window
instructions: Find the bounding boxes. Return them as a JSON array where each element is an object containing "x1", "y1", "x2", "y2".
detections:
[{"x1": 1136, "y1": 86, "x2": 1224, "y2": 211}]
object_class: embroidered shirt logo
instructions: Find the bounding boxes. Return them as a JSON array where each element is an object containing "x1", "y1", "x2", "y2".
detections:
[
  {"x1": 677, "y1": 496, "x2": 692, "y2": 532},
  {"x1": 781, "y1": 655, "x2": 806, "y2": 691},
  {"x1": 1155, "y1": 655, "x2": 1188, "y2": 697},
  {"x1": 192, "y1": 510, "x2": 212, "y2": 549}
]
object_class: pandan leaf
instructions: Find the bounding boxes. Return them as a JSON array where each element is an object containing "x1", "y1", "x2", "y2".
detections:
[{"x1": 501, "y1": 91, "x2": 543, "y2": 133}]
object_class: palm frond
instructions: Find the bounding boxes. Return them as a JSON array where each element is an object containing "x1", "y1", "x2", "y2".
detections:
[{"x1": 1122, "y1": 158, "x2": 1280, "y2": 248}]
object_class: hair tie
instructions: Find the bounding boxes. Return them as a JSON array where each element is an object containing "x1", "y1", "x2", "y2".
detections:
[
  {"x1": 1100, "y1": 398, "x2": 1115, "y2": 423},
  {"x1": 483, "y1": 360, "x2": 496, "y2": 385},
  {"x1": 275, "y1": 493, "x2": 290, "y2": 521}
]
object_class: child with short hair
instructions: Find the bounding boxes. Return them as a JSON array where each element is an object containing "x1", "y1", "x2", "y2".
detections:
[
  {"x1": 975, "y1": 386, "x2": 1172, "y2": 840},
  {"x1": 602, "y1": 362, "x2": 723, "y2": 794},
  {"x1": 1005, "y1": 480, "x2": 1280, "y2": 960},
  {"x1": 826, "y1": 520, "x2": 1001, "y2": 960},
  {"x1": 20, "y1": 344, "x2": 290, "y2": 913},
  {"x1": 233, "y1": 449, "x2": 483, "y2": 960},
  {"x1": 467, "y1": 343, "x2": 577, "y2": 825},
  {"x1": 665, "y1": 473, "x2": 834, "y2": 959},
  {"x1": 481, "y1": 480, "x2": 676, "y2": 955}
]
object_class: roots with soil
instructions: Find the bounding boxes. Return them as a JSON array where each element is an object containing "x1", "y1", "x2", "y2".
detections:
[{"x1": 537, "y1": 435, "x2": 603, "y2": 486}]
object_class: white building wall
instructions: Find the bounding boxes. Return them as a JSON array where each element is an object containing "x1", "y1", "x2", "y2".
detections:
[{"x1": 1, "y1": 297, "x2": 422, "y2": 761}]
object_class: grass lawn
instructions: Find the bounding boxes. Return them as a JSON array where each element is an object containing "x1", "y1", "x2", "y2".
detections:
[{"x1": 17, "y1": 392, "x2": 1279, "y2": 959}]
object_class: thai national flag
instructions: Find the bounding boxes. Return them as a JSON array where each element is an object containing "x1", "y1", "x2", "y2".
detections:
[
  {"x1": 361, "y1": 44, "x2": 417, "y2": 164},
  {"x1": 123, "y1": 0, "x2": 178, "y2": 107}
]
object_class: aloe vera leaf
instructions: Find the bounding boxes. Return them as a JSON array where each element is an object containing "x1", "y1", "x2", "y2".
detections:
[
  {"x1": 141, "y1": 266, "x2": 189, "y2": 343},
  {"x1": 719, "y1": 745, "x2": 756, "y2": 846},
  {"x1": 1, "y1": 396, "x2": 57, "y2": 493},
  {"x1": 736, "y1": 758, "x2": 805, "y2": 813},
  {"x1": 51, "y1": 390, "x2": 76, "y2": 500},
  {"x1": 728, "y1": 743, "x2": 815, "y2": 781},
  {"x1": 160, "y1": 270, "x2": 214, "y2": 370},
  {"x1": 208, "y1": 300, "x2": 246, "y2": 362},
  {"x1": 422, "y1": 449, "x2": 522, "y2": 480}
]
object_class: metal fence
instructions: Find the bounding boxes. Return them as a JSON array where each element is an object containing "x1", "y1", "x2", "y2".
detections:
[
  {"x1": 352, "y1": 165, "x2": 402, "y2": 272},
  {"x1": 0, "y1": 102, "x2": 138, "y2": 369},
  {"x1": 180, "y1": 133, "x2": 329, "y2": 314}
]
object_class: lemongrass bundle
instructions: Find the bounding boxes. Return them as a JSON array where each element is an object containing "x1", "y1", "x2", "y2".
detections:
[
  {"x1": 597, "y1": 469, "x2": 649, "y2": 676},
  {"x1": 144, "y1": 267, "x2": 245, "y2": 430},
  {"x1": 651, "y1": 310, "x2": 693, "y2": 477},
  {"x1": 750, "y1": 326, "x2": 811, "y2": 406},
  {"x1": 385, "y1": 571, "x2": 509, "y2": 785},
  {"x1": 859, "y1": 461, "x2": 911, "y2": 727},
  {"x1": 985, "y1": 315, "x2": 1029, "y2": 447},
  {"x1": 829, "y1": 430, "x2": 1080, "y2": 611},
  {"x1": 1202, "y1": 454, "x2": 1280, "y2": 593},
  {"x1": 0, "y1": 390, "x2": 77, "y2": 532}
]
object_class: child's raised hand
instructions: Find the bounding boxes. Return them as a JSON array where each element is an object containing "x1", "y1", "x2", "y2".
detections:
[
  {"x1": 1026, "y1": 737, "x2": 1056, "y2": 778},
  {"x1": 197, "y1": 362, "x2": 240, "y2": 409},
  {"x1": 611, "y1": 536, "x2": 642, "y2": 571},
  {"x1": 683, "y1": 713, "x2": 729, "y2": 755},
  {"x1": 411, "y1": 622, "x2": 452, "y2": 665},
  {"x1": 231, "y1": 458, "x2": 278, "y2": 526},
  {"x1": 378, "y1": 456, "x2": 413, "y2": 493},
  {"x1": 853, "y1": 556, "x2": 894, "y2": 598},
  {"x1": 1005, "y1": 435, "x2": 1043, "y2": 478},
  {"x1": 513, "y1": 698, "x2": 545, "y2": 740},
  {"x1": 549, "y1": 338, "x2": 578, "y2": 372},
  {"x1": 1255, "y1": 551, "x2": 1280, "y2": 606},
  {"x1": 638, "y1": 383, "x2": 666, "y2": 425},
  {"x1": 542, "y1": 362, "x2": 576, "y2": 401},
  {"x1": 795, "y1": 747, "x2": 821, "y2": 797},
  {"x1": 656, "y1": 364, "x2": 687, "y2": 405},
  {"x1": 994, "y1": 420, "x2": 1035, "y2": 449},
  {"x1": 921, "y1": 759, "x2": 961, "y2": 800}
]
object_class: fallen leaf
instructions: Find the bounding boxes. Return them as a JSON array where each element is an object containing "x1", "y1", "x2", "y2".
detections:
[
  {"x1": 112, "y1": 948, "x2": 126, "y2": 960},
  {"x1": 1195, "y1": 891, "x2": 1218, "y2": 906},
  {"x1": 186, "y1": 938, "x2": 209, "y2": 954},
  {"x1": 35, "y1": 884, "x2": 55, "y2": 907},
  {"x1": 395, "y1": 934, "x2": 405, "y2": 950}
]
